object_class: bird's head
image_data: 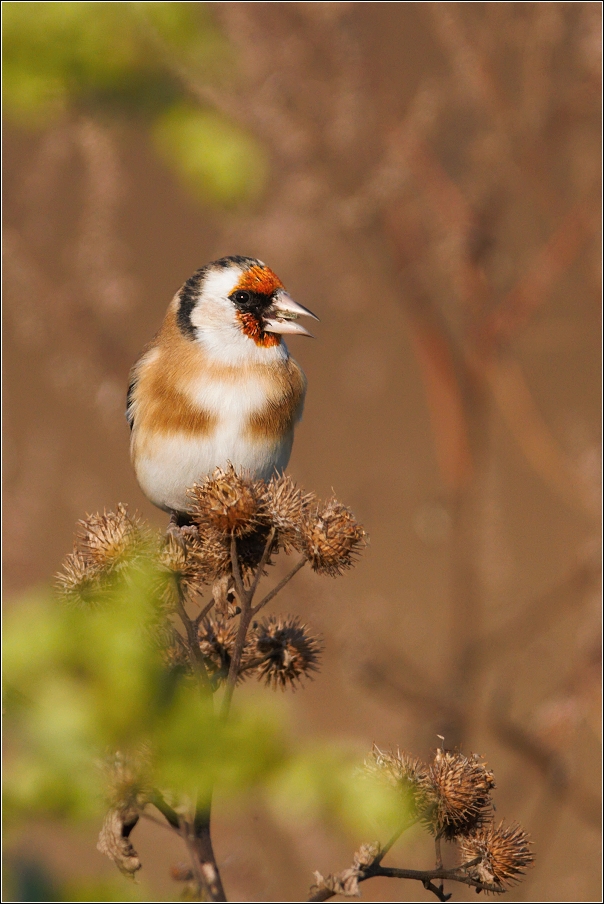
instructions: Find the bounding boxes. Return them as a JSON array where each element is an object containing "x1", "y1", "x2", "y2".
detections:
[{"x1": 176, "y1": 256, "x2": 318, "y2": 358}]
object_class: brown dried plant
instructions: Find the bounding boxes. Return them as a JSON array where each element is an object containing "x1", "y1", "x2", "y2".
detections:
[
  {"x1": 55, "y1": 469, "x2": 533, "y2": 902},
  {"x1": 55, "y1": 468, "x2": 363, "y2": 901},
  {"x1": 310, "y1": 744, "x2": 532, "y2": 902}
]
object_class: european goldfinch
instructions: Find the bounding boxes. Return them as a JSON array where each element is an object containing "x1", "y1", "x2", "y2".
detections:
[{"x1": 127, "y1": 256, "x2": 318, "y2": 516}]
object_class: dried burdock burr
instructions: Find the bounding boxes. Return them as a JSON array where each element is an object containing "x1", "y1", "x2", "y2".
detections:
[
  {"x1": 198, "y1": 616, "x2": 238, "y2": 683},
  {"x1": 55, "y1": 550, "x2": 105, "y2": 604},
  {"x1": 189, "y1": 465, "x2": 265, "y2": 537},
  {"x1": 424, "y1": 747, "x2": 495, "y2": 838},
  {"x1": 263, "y1": 474, "x2": 316, "y2": 552},
  {"x1": 76, "y1": 503, "x2": 150, "y2": 569},
  {"x1": 159, "y1": 530, "x2": 207, "y2": 597},
  {"x1": 247, "y1": 615, "x2": 322, "y2": 689},
  {"x1": 194, "y1": 527, "x2": 232, "y2": 581},
  {"x1": 303, "y1": 498, "x2": 367, "y2": 576},
  {"x1": 364, "y1": 744, "x2": 430, "y2": 816},
  {"x1": 56, "y1": 505, "x2": 152, "y2": 603},
  {"x1": 459, "y1": 820, "x2": 534, "y2": 889}
]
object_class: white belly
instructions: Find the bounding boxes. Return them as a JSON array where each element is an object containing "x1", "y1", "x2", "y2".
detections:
[
  {"x1": 135, "y1": 429, "x2": 293, "y2": 513},
  {"x1": 132, "y1": 370, "x2": 293, "y2": 511}
]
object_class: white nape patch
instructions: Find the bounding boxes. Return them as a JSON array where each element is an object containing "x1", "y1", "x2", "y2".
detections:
[
  {"x1": 135, "y1": 430, "x2": 293, "y2": 513},
  {"x1": 189, "y1": 264, "x2": 289, "y2": 367}
]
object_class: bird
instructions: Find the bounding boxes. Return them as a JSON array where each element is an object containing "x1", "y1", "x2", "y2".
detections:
[{"x1": 127, "y1": 255, "x2": 318, "y2": 519}]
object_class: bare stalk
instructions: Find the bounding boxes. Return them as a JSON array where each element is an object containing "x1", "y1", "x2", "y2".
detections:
[
  {"x1": 308, "y1": 858, "x2": 493, "y2": 903},
  {"x1": 252, "y1": 556, "x2": 306, "y2": 615},
  {"x1": 373, "y1": 817, "x2": 418, "y2": 866},
  {"x1": 220, "y1": 535, "x2": 253, "y2": 719}
]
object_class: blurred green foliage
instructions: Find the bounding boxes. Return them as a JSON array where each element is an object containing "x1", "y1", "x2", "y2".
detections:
[
  {"x1": 4, "y1": 561, "x2": 285, "y2": 823},
  {"x1": 153, "y1": 104, "x2": 268, "y2": 206},
  {"x1": 2, "y1": 1, "x2": 268, "y2": 205},
  {"x1": 4, "y1": 559, "x2": 408, "y2": 850}
]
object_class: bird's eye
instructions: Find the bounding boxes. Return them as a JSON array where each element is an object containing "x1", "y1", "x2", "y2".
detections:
[{"x1": 234, "y1": 291, "x2": 250, "y2": 304}]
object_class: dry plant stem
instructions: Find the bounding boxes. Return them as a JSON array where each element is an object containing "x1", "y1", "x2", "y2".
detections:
[
  {"x1": 374, "y1": 817, "x2": 418, "y2": 866},
  {"x1": 248, "y1": 527, "x2": 277, "y2": 600},
  {"x1": 220, "y1": 535, "x2": 253, "y2": 719},
  {"x1": 195, "y1": 596, "x2": 217, "y2": 627},
  {"x1": 434, "y1": 833, "x2": 445, "y2": 899},
  {"x1": 173, "y1": 579, "x2": 226, "y2": 902},
  {"x1": 308, "y1": 859, "x2": 493, "y2": 903},
  {"x1": 191, "y1": 809, "x2": 227, "y2": 902},
  {"x1": 150, "y1": 789, "x2": 180, "y2": 830},
  {"x1": 175, "y1": 582, "x2": 212, "y2": 694},
  {"x1": 181, "y1": 818, "x2": 216, "y2": 902},
  {"x1": 252, "y1": 555, "x2": 307, "y2": 615},
  {"x1": 221, "y1": 530, "x2": 302, "y2": 718}
]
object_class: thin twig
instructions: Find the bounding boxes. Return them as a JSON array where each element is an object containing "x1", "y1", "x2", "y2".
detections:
[
  {"x1": 140, "y1": 811, "x2": 177, "y2": 834},
  {"x1": 149, "y1": 789, "x2": 180, "y2": 830},
  {"x1": 229, "y1": 533, "x2": 248, "y2": 605},
  {"x1": 248, "y1": 527, "x2": 276, "y2": 603},
  {"x1": 220, "y1": 536, "x2": 254, "y2": 719},
  {"x1": 174, "y1": 582, "x2": 212, "y2": 694},
  {"x1": 194, "y1": 596, "x2": 217, "y2": 627},
  {"x1": 373, "y1": 816, "x2": 418, "y2": 866},
  {"x1": 374, "y1": 863, "x2": 497, "y2": 892},
  {"x1": 252, "y1": 556, "x2": 307, "y2": 615},
  {"x1": 434, "y1": 833, "x2": 445, "y2": 899},
  {"x1": 308, "y1": 858, "x2": 496, "y2": 902}
]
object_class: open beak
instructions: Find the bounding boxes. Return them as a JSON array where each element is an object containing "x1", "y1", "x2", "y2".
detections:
[{"x1": 263, "y1": 291, "x2": 319, "y2": 338}]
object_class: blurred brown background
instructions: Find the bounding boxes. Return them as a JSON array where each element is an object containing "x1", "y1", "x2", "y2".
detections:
[{"x1": 3, "y1": 2, "x2": 601, "y2": 901}]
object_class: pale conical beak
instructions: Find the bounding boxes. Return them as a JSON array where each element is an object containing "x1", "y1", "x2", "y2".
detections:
[{"x1": 264, "y1": 291, "x2": 319, "y2": 338}]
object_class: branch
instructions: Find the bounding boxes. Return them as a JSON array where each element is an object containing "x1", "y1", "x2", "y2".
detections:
[
  {"x1": 220, "y1": 535, "x2": 254, "y2": 719},
  {"x1": 308, "y1": 858, "x2": 497, "y2": 903},
  {"x1": 252, "y1": 556, "x2": 307, "y2": 616},
  {"x1": 248, "y1": 527, "x2": 276, "y2": 603},
  {"x1": 149, "y1": 789, "x2": 180, "y2": 830}
]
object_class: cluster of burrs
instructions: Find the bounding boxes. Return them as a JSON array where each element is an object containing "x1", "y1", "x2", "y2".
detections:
[
  {"x1": 311, "y1": 745, "x2": 533, "y2": 901},
  {"x1": 56, "y1": 466, "x2": 366, "y2": 692},
  {"x1": 367, "y1": 744, "x2": 533, "y2": 891}
]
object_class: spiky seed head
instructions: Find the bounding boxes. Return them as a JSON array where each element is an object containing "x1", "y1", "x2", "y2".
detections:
[
  {"x1": 100, "y1": 747, "x2": 152, "y2": 811},
  {"x1": 198, "y1": 617, "x2": 238, "y2": 682},
  {"x1": 302, "y1": 498, "x2": 366, "y2": 576},
  {"x1": 193, "y1": 528, "x2": 232, "y2": 581},
  {"x1": 424, "y1": 748, "x2": 496, "y2": 838},
  {"x1": 189, "y1": 465, "x2": 265, "y2": 536},
  {"x1": 158, "y1": 531, "x2": 207, "y2": 598},
  {"x1": 459, "y1": 821, "x2": 534, "y2": 889},
  {"x1": 263, "y1": 474, "x2": 317, "y2": 551},
  {"x1": 248, "y1": 615, "x2": 322, "y2": 689},
  {"x1": 55, "y1": 551, "x2": 105, "y2": 605},
  {"x1": 76, "y1": 504, "x2": 149, "y2": 569},
  {"x1": 364, "y1": 745, "x2": 430, "y2": 815}
]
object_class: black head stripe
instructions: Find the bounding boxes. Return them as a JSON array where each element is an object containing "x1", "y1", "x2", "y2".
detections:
[
  {"x1": 177, "y1": 267, "x2": 206, "y2": 339},
  {"x1": 126, "y1": 377, "x2": 136, "y2": 430}
]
